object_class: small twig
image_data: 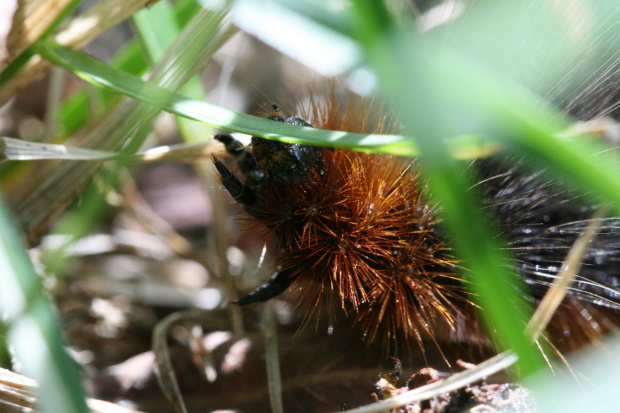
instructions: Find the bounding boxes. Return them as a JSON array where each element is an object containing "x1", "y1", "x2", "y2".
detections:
[{"x1": 263, "y1": 301, "x2": 284, "y2": 413}]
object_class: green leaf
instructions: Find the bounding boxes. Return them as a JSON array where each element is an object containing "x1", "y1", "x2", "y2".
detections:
[{"x1": 37, "y1": 39, "x2": 415, "y2": 152}]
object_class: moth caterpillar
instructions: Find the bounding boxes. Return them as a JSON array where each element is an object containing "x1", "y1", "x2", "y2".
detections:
[{"x1": 212, "y1": 92, "x2": 620, "y2": 356}]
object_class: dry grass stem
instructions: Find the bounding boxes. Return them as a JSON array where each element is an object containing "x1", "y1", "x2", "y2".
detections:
[
  {"x1": 1, "y1": 0, "x2": 155, "y2": 104},
  {"x1": 0, "y1": 367, "x2": 147, "y2": 413}
]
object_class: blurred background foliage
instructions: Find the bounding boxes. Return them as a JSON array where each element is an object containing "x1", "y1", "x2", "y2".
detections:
[{"x1": 0, "y1": 0, "x2": 619, "y2": 412}]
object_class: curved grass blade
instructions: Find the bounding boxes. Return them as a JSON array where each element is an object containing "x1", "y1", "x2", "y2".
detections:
[
  {"x1": 35, "y1": 38, "x2": 620, "y2": 212},
  {"x1": 36, "y1": 39, "x2": 417, "y2": 155},
  {"x1": 32, "y1": 38, "x2": 562, "y2": 160}
]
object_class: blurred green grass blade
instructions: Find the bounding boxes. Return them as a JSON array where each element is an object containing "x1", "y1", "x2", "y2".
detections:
[
  {"x1": 412, "y1": 40, "x2": 620, "y2": 214},
  {"x1": 272, "y1": 0, "x2": 356, "y2": 37},
  {"x1": 349, "y1": 1, "x2": 620, "y2": 209},
  {"x1": 426, "y1": 1, "x2": 620, "y2": 108},
  {"x1": 350, "y1": 1, "x2": 542, "y2": 376},
  {"x1": 134, "y1": 0, "x2": 180, "y2": 61},
  {"x1": 0, "y1": 194, "x2": 89, "y2": 413},
  {"x1": 0, "y1": 324, "x2": 8, "y2": 367}
]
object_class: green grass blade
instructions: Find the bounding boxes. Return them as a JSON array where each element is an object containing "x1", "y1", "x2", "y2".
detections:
[
  {"x1": 55, "y1": 41, "x2": 148, "y2": 139},
  {"x1": 36, "y1": 36, "x2": 620, "y2": 212},
  {"x1": 0, "y1": 194, "x2": 89, "y2": 413},
  {"x1": 35, "y1": 40, "x2": 421, "y2": 154},
  {"x1": 134, "y1": 1, "x2": 180, "y2": 61},
  {"x1": 232, "y1": 0, "x2": 360, "y2": 76}
]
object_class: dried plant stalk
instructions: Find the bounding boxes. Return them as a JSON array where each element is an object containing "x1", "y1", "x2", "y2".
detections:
[
  {"x1": 4, "y1": 0, "x2": 74, "y2": 68},
  {"x1": 0, "y1": 367, "x2": 147, "y2": 413},
  {"x1": 0, "y1": 0, "x2": 155, "y2": 104}
]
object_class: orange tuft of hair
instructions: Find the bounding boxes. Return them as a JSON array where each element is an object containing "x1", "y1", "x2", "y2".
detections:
[{"x1": 238, "y1": 90, "x2": 473, "y2": 353}]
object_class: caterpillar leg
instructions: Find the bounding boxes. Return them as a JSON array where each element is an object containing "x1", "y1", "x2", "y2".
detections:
[
  {"x1": 214, "y1": 134, "x2": 257, "y2": 175},
  {"x1": 237, "y1": 269, "x2": 294, "y2": 305},
  {"x1": 212, "y1": 155, "x2": 257, "y2": 207}
]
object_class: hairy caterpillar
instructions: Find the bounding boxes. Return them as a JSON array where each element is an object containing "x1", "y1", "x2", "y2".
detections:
[{"x1": 212, "y1": 92, "x2": 620, "y2": 357}]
